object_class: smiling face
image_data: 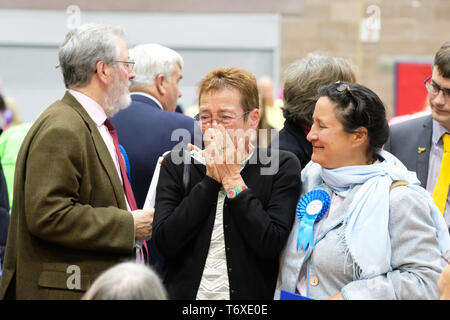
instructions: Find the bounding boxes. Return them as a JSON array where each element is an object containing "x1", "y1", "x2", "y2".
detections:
[
  {"x1": 307, "y1": 96, "x2": 370, "y2": 169},
  {"x1": 429, "y1": 66, "x2": 450, "y2": 131}
]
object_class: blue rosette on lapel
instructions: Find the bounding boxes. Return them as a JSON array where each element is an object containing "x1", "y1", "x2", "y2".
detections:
[{"x1": 296, "y1": 189, "x2": 330, "y2": 252}]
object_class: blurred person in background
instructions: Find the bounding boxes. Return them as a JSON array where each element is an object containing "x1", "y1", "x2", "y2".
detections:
[
  {"x1": 257, "y1": 75, "x2": 284, "y2": 131},
  {"x1": 272, "y1": 53, "x2": 356, "y2": 170},
  {"x1": 256, "y1": 90, "x2": 274, "y2": 148},
  {"x1": 0, "y1": 94, "x2": 30, "y2": 210},
  {"x1": 0, "y1": 119, "x2": 32, "y2": 210},
  {"x1": 2, "y1": 98, "x2": 22, "y2": 131}
]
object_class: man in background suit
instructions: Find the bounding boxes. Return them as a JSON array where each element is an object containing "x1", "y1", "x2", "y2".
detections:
[
  {"x1": 0, "y1": 23, "x2": 153, "y2": 299},
  {"x1": 385, "y1": 41, "x2": 450, "y2": 229},
  {"x1": 111, "y1": 44, "x2": 199, "y2": 273}
]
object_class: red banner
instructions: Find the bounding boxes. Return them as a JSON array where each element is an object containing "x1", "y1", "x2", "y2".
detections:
[{"x1": 395, "y1": 62, "x2": 432, "y2": 116}]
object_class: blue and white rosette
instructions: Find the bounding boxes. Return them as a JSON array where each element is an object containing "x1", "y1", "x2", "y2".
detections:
[{"x1": 296, "y1": 189, "x2": 331, "y2": 252}]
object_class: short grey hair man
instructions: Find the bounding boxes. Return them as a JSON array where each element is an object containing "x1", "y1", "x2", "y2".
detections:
[
  {"x1": 59, "y1": 23, "x2": 125, "y2": 88},
  {"x1": 58, "y1": 23, "x2": 135, "y2": 116},
  {"x1": 83, "y1": 262, "x2": 168, "y2": 300},
  {"x1": 129, "y1": 43, "x2": 184, "y2": 112}
]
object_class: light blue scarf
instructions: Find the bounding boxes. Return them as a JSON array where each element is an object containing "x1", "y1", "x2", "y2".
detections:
[{"x1": 301, "y1": 149, "x2": 450, "y2": 279}]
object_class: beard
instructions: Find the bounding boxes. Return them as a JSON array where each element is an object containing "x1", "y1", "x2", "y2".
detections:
[{"x1": 104, "y1": 72, "x2": 131, "y2": 116}]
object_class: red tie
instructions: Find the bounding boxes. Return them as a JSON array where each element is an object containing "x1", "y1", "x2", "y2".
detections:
[{"x1": 104, "y1": 119, "x2": 149, "y2": 263}]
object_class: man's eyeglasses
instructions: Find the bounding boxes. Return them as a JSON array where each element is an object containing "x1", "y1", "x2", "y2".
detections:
[
  {"x1": 424, "y1": 76, "x2": 450, "y2": 102},
  {"x1": 198, "y1": 111, "x2": 251, "y2": 126},
  {"x1": 114, "y1": 60, "x2": 135, "y2": 71},
  {"x1": 442, "y1": 250, "x2": 450, "y2": 264}
]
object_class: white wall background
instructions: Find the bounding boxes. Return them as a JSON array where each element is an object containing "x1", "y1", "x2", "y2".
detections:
[{"x1": 0, "y1": 9, "x2": 280, "y2": 121}]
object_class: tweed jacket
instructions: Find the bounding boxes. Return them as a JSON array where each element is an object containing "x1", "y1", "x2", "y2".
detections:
[
  {"x1": 0, "y1": 92, "x2": 135, "y2": 300},
  {"x1": 275, "y1": 183, "x2": 445, "y2": 300}
]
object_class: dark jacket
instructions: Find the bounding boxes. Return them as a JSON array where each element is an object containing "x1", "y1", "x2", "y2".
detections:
[
  {"x1": 0, "y1": 160, "x2": 9, "y2": 271},
  {"x1": 153, "y1": 148, "x2": 301, "y2": 299},
  {"x1": 272, "y1": 120, "x2": 312, "y2": 170}
]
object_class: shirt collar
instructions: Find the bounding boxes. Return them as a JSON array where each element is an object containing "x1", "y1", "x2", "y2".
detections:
[
  {"x1": 130, "y1": 92, "x2": 164, "y2": 110},
  {"x1": 432, "y1": 119, "x2": 450, "y2": 146},
  {"x1": 69, "y1": 89, "x2": 107, "y2": 127}
]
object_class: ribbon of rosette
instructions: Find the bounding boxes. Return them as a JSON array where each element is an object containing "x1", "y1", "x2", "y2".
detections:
[{"x1": 296, "y1": 189, "x2": 331, "y2": 252}]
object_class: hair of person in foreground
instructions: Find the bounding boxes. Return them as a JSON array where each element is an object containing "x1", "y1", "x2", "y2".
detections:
[{"x1": 82, "y1": 262, "x2": 168, "y2": 300}]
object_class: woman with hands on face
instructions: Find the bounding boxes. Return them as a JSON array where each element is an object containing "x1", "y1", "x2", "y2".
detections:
[{"x1": 152, "y1": 67, "x2": 301, "y2": 300}]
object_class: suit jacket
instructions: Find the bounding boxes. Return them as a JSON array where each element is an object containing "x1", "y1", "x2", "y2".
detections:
[
  {"x1": 153, "y1": 149, "x2": 301, "y2": 299},
  {"x1": 0, "y1": 92, "x2": 135, "y2": 300},
  {"x1": 110, "y1": 94, "x2": 199, "y2": 209},
  {"x1": 384, "y1": 115, "x2": 433, "y2": 187},
  {"x1": 271, "y1": 120, "x2": 312, "y2": 171}
]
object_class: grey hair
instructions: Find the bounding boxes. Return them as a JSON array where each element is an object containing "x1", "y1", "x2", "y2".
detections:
[
  {"x1": 282, "y1": 53, "x2": 356, "y2": 125},
  {"x1": 129, "y1": 43, "x2": 183, "y2": 89},
  {"x1": 83, "y1": 262, "x2": 168, "y2": 300},
  {"x1": 58, "y1": 23, "x2": 125, "y2": 88}
]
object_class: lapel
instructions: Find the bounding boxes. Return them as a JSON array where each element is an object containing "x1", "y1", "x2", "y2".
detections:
[
  {"x1": 61, "y1": 91, "x2": 127, "y2": 209},
  {"x1": 415, "y1": 115, "x2": 433, "y2": 187}
]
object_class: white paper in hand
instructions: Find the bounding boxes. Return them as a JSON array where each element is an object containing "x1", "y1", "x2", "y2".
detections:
[{"x1": 143, "y1": 157, "x2": 163, "y2": 209}]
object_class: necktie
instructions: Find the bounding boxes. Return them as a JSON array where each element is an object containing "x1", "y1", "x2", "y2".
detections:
[
  {"x1": 432, "y1": 133, "x2": 450, "y2": 215},
  {"x1": 104, "y1": 119, "x2": 149, "y2": 263}
]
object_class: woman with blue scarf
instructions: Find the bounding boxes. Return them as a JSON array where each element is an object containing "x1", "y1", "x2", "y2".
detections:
[{"x1": 275, "y1": 82, "x2": 450, "y2": 300}]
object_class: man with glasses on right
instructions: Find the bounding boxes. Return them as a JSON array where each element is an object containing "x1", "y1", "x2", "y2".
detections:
[{"x1": 385, "y1": 41, "x2": 450, "y2": 231}]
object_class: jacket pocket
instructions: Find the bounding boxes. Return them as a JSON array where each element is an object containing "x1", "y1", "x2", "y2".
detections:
[{"x1": 38, "y1": 263, "x2": 92, "y2": 292}]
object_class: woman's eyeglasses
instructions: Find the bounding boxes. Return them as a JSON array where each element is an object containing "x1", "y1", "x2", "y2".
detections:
[{"x1": 197, "y1": 111, "x2": 251, "y2": 126}]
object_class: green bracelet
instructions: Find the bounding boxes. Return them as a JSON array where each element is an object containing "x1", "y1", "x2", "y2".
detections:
[{"x1": 226, "y1": 185, "x2": 248, "y2": 199}]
